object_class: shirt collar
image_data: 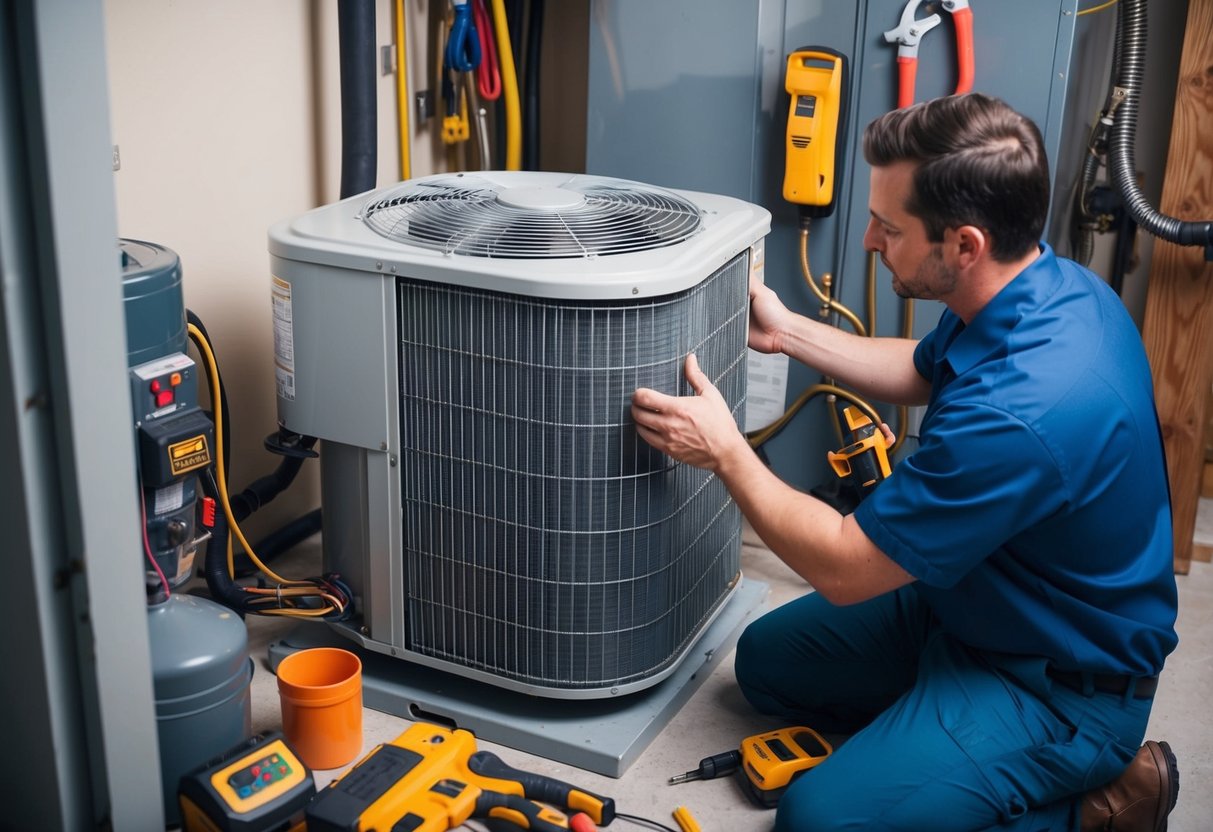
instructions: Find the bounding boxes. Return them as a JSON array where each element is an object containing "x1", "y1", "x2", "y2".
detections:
[{"x1": 943, "y1": 243, "x2": 1059, "y2": 375}]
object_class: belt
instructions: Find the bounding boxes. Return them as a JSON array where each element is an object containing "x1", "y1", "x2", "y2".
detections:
[{"x1": 1046, "y1": 666, "x2": 1159, "y2": 700}]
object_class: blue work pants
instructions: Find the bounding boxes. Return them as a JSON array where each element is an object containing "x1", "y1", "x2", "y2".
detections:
[{"x1": 733, "y1": 587, "x2": 1154, "y2": 831}]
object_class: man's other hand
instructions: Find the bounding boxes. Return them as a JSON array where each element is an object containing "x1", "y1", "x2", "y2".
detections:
[{"x1": 631, "y1": 353, "x2": 749, "y2": 472}]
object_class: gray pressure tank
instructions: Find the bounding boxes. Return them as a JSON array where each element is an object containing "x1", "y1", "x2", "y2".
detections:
[{"x1": 148, "y1": 594, "x2": 254, "y2": 825}]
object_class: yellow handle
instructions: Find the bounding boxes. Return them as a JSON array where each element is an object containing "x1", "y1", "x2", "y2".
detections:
[{"x1": 673, "y1": 806, "x2": 701, "y2": 832}]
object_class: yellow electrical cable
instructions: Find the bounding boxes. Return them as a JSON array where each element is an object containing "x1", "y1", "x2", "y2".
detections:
[
  {"x1": 187, "y1": 323, "x2": 340, "y2": 616},
  {"x1": 490, "y1": 0, "x2": 522, "y2": 169},
  {"x1": 865, "y1": 247, "x2": 878, "y2": 340},
  {"x1": 1077, "y1": 0, "x2": 1118, "y2": 16},
  {"x1": 395, "y1": 0, "x2": 411, "y2": 179}
]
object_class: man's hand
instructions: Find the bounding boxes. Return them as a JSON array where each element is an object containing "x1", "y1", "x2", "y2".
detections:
[
  {"x1": 748, "y1": 273, "x2": 791, "y2": 355},
  {"x1": 631, "y1": 353, "x2": 750, "y2": 472}
]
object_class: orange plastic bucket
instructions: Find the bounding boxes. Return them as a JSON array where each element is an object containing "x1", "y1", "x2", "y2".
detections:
[{"x1": 275, "y1": 647, "x2": 363, "y2": 770}]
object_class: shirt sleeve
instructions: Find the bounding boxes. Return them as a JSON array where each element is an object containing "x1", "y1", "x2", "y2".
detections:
[{"x1": 854, "y1": 401, "x2": 1068, "y2": 588}]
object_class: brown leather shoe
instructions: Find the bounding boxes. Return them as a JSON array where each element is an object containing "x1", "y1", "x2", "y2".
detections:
[{"x1": 1081, "y1": 740, "x2": 1180, "y2": 831}]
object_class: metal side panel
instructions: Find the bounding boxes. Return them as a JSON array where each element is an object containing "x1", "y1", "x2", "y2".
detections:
[
  {"x1": 320, "y1": 442, "x2": 405, "y2": 652},
  {"x1": 270, "y1": 256, "x2": 397, "y2": 452}
]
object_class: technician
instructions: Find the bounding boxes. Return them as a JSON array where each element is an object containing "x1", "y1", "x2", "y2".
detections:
[{"x1": 631, "y1": 93, "x2": 1179, "y2": 831}]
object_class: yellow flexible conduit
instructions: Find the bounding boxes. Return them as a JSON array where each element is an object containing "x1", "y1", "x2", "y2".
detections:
[
  {"x1": 395, "y1": 0, "x2": 411, "y2": 179},
  {"x1": 490, "y1": 0, "x2": 522, "y2": 170}
]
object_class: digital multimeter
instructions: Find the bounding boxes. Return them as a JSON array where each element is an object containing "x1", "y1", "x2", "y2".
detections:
[
  {"x1": 783, "y1": 46, "x2": 848, "y2": 217},
  {"x1": 178, "y1": 732, "x2": 315, "y2": 832}
]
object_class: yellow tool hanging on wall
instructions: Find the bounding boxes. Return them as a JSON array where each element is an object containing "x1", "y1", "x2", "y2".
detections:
[{"x1": 782, "y1": 46, "x2": 847, "y2": 217}]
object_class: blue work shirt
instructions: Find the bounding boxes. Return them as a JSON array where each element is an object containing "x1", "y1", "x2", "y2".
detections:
[{"x1": 854, "y1": 244, "x2": 1178, "y2": 676}]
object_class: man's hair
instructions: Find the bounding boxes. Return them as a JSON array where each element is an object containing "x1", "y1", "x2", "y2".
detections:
[{"x1": 862, "y1": 93, "x2": 1050, "y2": 263}]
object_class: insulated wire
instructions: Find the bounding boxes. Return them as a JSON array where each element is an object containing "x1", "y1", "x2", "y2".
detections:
[
  {"x1": 1077, "y1": 0, "x2": 1118, "y2": 16},
  {"x1": 187, "y1": 323, "x2": 342, "y2": 616},
  {"x1": 394, "y1": 0, "x2": 411, "y2": 179},
  {"x1": 490, "y1": 0, "x2": 522, "y2": 169},
  {"x1": 139, "y1": 485, "x2": 172, "y2": 599}
]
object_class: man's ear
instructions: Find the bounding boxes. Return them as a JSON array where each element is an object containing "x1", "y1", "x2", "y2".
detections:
[{"x1": 949, "y1": 224, "x2": 987, "y2": 269}]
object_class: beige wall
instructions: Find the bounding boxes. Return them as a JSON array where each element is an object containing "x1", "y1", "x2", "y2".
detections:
[
  {"x1": 104, "y1": 0, "x2": 442, "y2": 540},
  {"x1": 105, "y1": 0, "x2": 590, "y2": 552}
]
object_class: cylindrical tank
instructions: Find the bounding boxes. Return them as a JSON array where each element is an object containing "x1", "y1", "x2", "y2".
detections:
[
  {"x1": 148, "y1": 594, "x2": 253, "y2": 826},
  {"x1": 120, "y1": 238, "x2": 252, "y2": 825},
  {"x1": 120, "y1": 238, "x2": 186, "y2": 366}
]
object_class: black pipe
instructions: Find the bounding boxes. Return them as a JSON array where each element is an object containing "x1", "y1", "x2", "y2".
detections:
[
  {"x1": 522, "y1": 0, "x2": 544, "y2": 170},
  {"x1": 229, "y1": 434, "x2": 318, "y2": 523},
  {"x1": 1110, "y1": 0, "x2": 1213, "y2": 257},
  {"x1": 338, "y1": 0, "x2": 378, "y2": 198}
]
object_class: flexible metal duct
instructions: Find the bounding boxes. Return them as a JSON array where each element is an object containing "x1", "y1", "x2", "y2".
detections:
[{"x1": 1109, "y1": 0, "x2": 1212, "y2": 257}]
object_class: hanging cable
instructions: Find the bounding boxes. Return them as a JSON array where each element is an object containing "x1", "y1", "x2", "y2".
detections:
[
  {"x1": 140, "y1": 485, "x2": 171, "y2": 602},
  {"x1": 188, "y1": 322, "x2": 349, "y2": 619},
  {"x1": 473, "y1": 0, "x2": 501, "y2": 101},
  {"x1": 490, "y1": 0, "x2": 522, "y2": 169},
  {"x1": 1078, "y1": 0, "x2": 1119, "y2": 16},
  {"x1": 394, "y1": 0, "x2": 412, "y2": 179}
]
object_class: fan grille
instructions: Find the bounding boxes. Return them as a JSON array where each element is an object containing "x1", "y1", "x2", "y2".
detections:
[{"x1": 362, "y1": 174, "x2": 704, "y2": 259}]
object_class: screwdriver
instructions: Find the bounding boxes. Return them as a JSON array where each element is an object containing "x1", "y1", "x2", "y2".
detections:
[{"x1": 668, "y1": 750, "x2": 742, "y2": 784}]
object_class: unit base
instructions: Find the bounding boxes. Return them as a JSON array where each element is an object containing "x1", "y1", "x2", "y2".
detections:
[{"x1": 267, "y1": 579, "x2": 768, "y2": 777}]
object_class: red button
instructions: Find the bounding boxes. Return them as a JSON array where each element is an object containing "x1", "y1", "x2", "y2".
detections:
[
  {"x1": 252, "y1": 766, "x2": 260, "y2": 777},
  {"x1": 150, "y1": 379, "x2": 161, "y2": 393},
  {"x1": 155, "y1": 390, "x2": 174, "y2": 408},
  {"x1": 262, "y1": 773, "x2": 272, "y2": 782},
  {"x1": 279, "y1": 765, "x2": 287, "y2": 775}
]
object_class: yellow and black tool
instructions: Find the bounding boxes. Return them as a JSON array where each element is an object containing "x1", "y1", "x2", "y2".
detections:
[
  {"x1": 827, "y1": 406, "x2": 892, "y2": 493},
  {"x1": 738, "y1": 726, "x2": 833, "y2": 808},
  {"x1": 305, "y1": 722, "x2": 615, "y2": 832},
  {"x1": 669, "y1": 725, "x2": 833, "y2": 809},
  {"x1": 782, "y1": 46, "x2": 848, "y2": 217},
  {"x1": 178, "y1": 732, "x2": 315, "y2": 832}
]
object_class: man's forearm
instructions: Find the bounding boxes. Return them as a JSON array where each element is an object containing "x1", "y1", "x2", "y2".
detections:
[{"x1": 778, "y1": 314, "x2": 928, "y2": 406}]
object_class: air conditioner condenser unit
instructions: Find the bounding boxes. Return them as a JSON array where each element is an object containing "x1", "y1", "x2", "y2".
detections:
[{"x1": 268, "y1": 171, "x2": 770, "y2": 699}]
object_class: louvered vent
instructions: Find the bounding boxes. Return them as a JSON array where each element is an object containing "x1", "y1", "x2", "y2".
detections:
[
  {"x1": 362, "y1": 173, "x2": 704, "y2": 259},
  {"x1": 396, "y1": 254, "x2": 749, "y2": 691}
]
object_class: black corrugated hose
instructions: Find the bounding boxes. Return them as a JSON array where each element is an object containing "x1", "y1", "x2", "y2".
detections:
[
  {"x1": 522, "y1": 0, "x2": 544, "y2": 170},
  {"x1": 1110, "y1": 0, "x2": 1212, "y2": 259},
  {"x1": 338, "y1": 0, "x2": 378, "y2": 198}
]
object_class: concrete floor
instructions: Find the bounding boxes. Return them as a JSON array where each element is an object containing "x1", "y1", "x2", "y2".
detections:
[{"x1": 243, "y1": 520, "x2": 1213, "y2": 830}]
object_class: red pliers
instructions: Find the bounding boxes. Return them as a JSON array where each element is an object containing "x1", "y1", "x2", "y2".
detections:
[{"x1": 884, "y1": 0, "x2": 975, "y2": 109}]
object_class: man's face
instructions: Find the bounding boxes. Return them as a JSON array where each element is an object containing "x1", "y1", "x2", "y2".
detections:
[{"x1": 862, "y1": 161, "x2": 958, "y2": 301}]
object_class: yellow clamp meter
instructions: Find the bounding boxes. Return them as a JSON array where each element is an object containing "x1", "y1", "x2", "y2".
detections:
[
  {"x1": 178, "y1": 732, "x2": 315, "y2": 832},
  {"x1": 783, "y1": 46, "x2": 848, "y2": 217}
]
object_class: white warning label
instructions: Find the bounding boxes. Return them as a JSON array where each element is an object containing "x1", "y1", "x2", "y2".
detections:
[{"x1": 271, "y1": 276, "x2": 296, "y2": 401}]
